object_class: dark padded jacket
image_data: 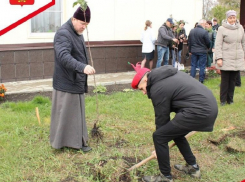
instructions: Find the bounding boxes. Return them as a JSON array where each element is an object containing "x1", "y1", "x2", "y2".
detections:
[
  {"x1": 146, "y1": 66, "x2": 218, "y2": 131},
  {"x1": 212, "y1": 24, "x2": 219, "y2": 31},
  {"x1": 155, "y1": 23, "x2": 174, "y2": 47},
  {"x1": 207, "y1": 29, "x2": 216, "y2": 53},
  {"x1": 53, "y1": 19, "x2": 88, "y2": 94},
  {"x1": 188, "y1": 25, "x2": 210, "y2": 53}
]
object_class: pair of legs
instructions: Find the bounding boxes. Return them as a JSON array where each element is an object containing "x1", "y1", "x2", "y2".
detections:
[
  {"x1": 141, "y1": 50, "x2": 154, "y2": 70},
  {"x1": 171, "y1": 49, "x2": 176, "y2": 67},
  {"x1": 177, "y1": 50, "x2": 182, "y2": 64},
  {"x1": 141, "y1": 58, "x2": 153, "y2": 70},
  {"x1": 206, "y1": 52, "x2": 213, "y2": 67},
  {"x1": 220, "y1": 70, "x2": 239, "y2": 104},
  {"x1": 153, "y1": 122, "x2": 196, "y2": 176},
  {"x1": 171, "y1": 49, "x2": 182, "y2": 67},
  {"x1": 190, "y1": 53, "x2": 207, "y2": 83},
  {"x1": 156, "y1": 45, "x2": 169, "y2": 67},
  {"x1": 235, "y1": 71, "x2": 241, "y2": 86}
]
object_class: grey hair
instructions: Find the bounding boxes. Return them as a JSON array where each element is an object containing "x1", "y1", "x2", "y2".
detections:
[{"x1": 198, "y1": 19, "x2": 206, "y2": 25}]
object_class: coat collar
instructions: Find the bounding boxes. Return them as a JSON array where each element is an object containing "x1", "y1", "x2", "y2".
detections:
[
  {"x1": 68, "y1": 18, "x2": 82, "y2": 36},
  {"x1": 222, "y1": 20, "x2": 241, "y2": 30},
  {"x1": 196, "y1": 25, "x2": 204, "y2": 29}
]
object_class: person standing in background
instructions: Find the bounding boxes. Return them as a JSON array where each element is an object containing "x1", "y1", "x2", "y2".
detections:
[
  {"x1": 188, "y1": 19, "x2": 210, "y2": 83},
  {"x1": 194, "y1": 22, "x2": 199, "y2": 69},
  {"x1": 235, "y1": 24, "x2": 245, "y2": 87},
  {"x1": 215, "y1": 10, "x2": 245, "y2": 106},
  {"x1": 170, "y1": 24, "x2": 178, "y2": 67},
  {"x1": 50, "y1": 6, "x2": 95, "y2": 152},
  {"x1": 140, "y1": 20, "x2": 156, "y2": 70},
  {"x1": 212, "y1": 18, "x2": 219, "y2": 67},
  {"x1": 155, "y1": 18, "x2": 178, "y2": 67},
  {"x1": 212, "y1": 18, "x2": 220, "y2": 31},
  {"x1": 176, "y1": 20, "x2": 187, "y2": 64},
  {"x1": 205, "y1": 20, "x2": 216, "y2": 68},
  {"x1": 185, "y1": 22, "x2": 198, "y2": 61}
]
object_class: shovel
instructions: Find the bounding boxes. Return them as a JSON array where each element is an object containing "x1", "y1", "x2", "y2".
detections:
[{"x1": 128, "y1": 131, "x2": 197, "y2": 171}]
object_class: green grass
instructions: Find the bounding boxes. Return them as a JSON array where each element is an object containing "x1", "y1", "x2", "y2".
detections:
[{"x1": 0, "y1": 77, "x2": 245, "y2": 182}]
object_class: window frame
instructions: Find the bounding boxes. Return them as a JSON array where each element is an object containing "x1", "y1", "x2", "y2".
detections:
[{"x1": 28, "y1": 1, "x2": 63, "y2": 38}]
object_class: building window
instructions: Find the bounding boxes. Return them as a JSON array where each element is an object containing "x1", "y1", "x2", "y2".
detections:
[{"x1": 31, "y1": 1, "x2": 62, "y2": 33}]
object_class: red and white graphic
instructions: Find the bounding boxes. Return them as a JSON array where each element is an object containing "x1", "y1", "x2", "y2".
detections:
[
  {"x1": 0, "y1": 0, "x2": 55, "y2": 36},
  {"x1": 10, "y1": 0, "x2": 35, "y2": 6}
]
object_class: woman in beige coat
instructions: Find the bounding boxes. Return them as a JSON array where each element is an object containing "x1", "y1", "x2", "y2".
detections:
[{"x1": 215, "y1": 10, "x2": 245, "y2": 106}]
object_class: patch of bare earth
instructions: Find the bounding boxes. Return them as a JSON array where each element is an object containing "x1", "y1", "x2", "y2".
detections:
[
  {"x1": 75, "y1": 156, "x2": 145, "y2": 182},
  {"x1": 208, "y1": 129, "x2": 245, "y2": 152},
  {"x1": 108, "y1": 139, "x2": 129, "y2": 148}
]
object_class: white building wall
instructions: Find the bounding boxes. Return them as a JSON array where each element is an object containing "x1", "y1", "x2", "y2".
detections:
[{"x1": 0, "y1": 0, "x2": 203, "y2": 44}]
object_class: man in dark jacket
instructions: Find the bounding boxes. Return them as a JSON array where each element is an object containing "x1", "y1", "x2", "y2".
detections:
[
  {"x1": 155, "y1": 18, "x2": 178, "y2": 67},
  {"x1": 131, "y1": 65, "x2": 218, "y2": 182},
  {"x1": 188, "y1": 19, "x2": 210, "y2": 83},
  {"x1": 50, "y1": 6, "x2": 95, "y2": 152}
]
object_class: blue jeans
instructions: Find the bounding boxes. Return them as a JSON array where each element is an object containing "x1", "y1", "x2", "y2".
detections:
[
  {"x1": 178, "y1": 50, "x2": 182, "y2": 64},
  {"x1": 190, "y1": 53, "x2": 207, "y2": 83},
  {"x1": 172, "y1": 49, "x2": 182, "y2": 67},
  {"x1": 171, "y1": 49, "x2": 176, "y2": 67},
  {"x1": 156, "y1": 46, "x2": 169, "y2": 68}
]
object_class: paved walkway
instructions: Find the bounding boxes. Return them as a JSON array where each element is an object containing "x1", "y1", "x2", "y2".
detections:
[
  {"x1": 3, "y1": 65, "x2": 200, "y2": 95},
  {"x1": 4, "y1": 71, "x2": 136, "y2": 95}
]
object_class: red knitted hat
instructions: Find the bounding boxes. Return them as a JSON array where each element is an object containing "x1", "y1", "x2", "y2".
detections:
[
  {"x1": 73, "y1": 6, "x2": 91, "y2": 23},
  {"x1": 130, "y1": 62, "x2": 150, "y2": 89}
]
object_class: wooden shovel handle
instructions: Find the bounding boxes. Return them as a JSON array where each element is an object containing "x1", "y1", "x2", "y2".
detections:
[
  {"x1": 128, "y1": 131, "x2": 197, "y2": 171},
  {"x1": 128, "y1": 155, "x2": 155, "y2": 171}
]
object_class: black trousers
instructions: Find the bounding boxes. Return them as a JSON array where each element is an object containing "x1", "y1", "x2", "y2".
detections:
[
  {"x1": 153, "y1": 122, "x2": 196, "y2": 176},
  {"x1": 235, "y1": 71, "x2": 241, "y2": 86},
  {"x1": 220, "y1": 70, "x2": 239, "y2": 103}
]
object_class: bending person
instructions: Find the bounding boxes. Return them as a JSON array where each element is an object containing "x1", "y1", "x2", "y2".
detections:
[{"x1": 130, "y1": 65, "x2": 218, "y2": 182}]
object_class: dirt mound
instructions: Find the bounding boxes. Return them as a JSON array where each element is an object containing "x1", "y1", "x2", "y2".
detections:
[{"x1": 208, "y1": 129, "x2": 245, "y2": 153}]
